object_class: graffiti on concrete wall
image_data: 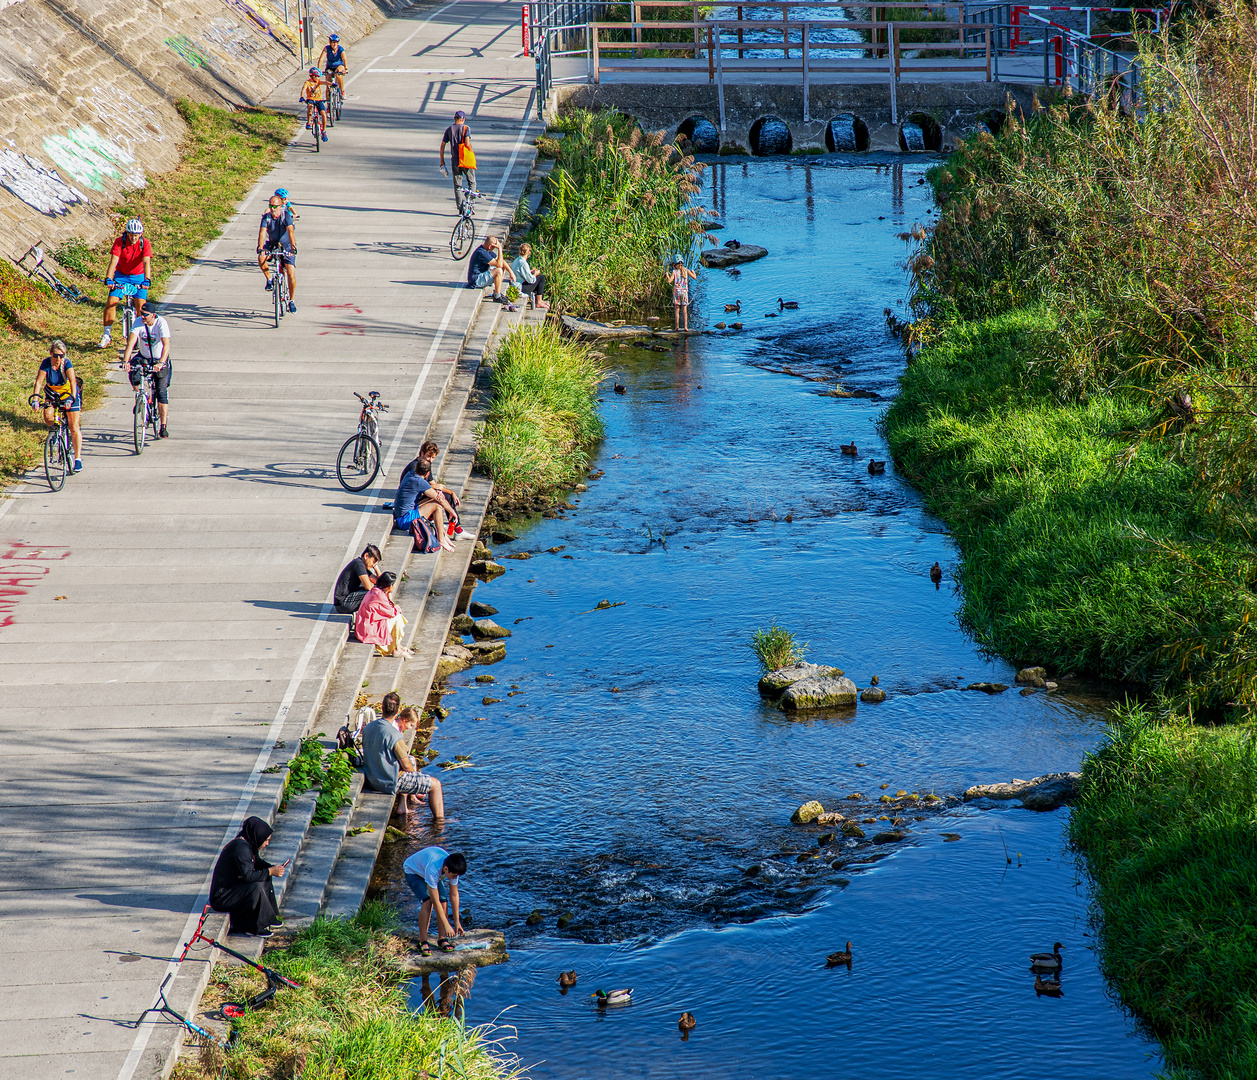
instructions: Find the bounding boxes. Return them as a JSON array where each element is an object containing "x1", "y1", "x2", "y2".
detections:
[
  {"x1": 77, "y1": 88, "x2": 169, "y2": 161},
  {"x1": 43, "y1": 126, "x2": 144, "y2": 191},
  {"x1": 0, "y1": 148, "x2": 86, "y2": 216},
  {"x1": 165, "y1": 33, "x2": 212, "y2": 68},
  {"x1": 223, "y1": 0, "x2": 299, "y2": 46},
  {"x1": 202, "y1": 18, "x2": 271, "y2": 63}
]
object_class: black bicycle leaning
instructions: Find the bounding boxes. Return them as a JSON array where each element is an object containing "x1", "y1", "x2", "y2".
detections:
[
  {"x1": 130, "y1": 362, "x2": 161, "y2": 454},
  {"x1": 15, "y1": 242, "x2": 85, "y2": 303},
  {"x1": 337, "y1": 391, "x2": 387, "y2": 491},
  {"x1": 449, "y1": 189, "x2": 484, "y2": 261},
  {"x1": 30, "y1": 393, "x2": 73, "y2": 491}
]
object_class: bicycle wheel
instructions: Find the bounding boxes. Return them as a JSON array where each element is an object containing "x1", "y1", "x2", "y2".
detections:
[
  {"x1": 44, "y1": 429, "x2": 66, "y2": 490},
  {"x1": 336, "y1": 433, "x2": 380, "y2": 492},
  {"x1": 334, "y1": 90, "x2": 342, "y2": 122},
  {"x1": 149, "y1": 391, "x2": 160, "y2": 441},
  {"x1": 450, "y1": 216, "x2": 475, "y2": 260},
  {"x1": 273, "y1": 272, "x2": 283, "y2": 327},
  {"x1": 313, "y1": 114, "x2": 321, "y2": 152},
  {"x1": 133, "y1": 392, "x2": 146, "y2": 454}
]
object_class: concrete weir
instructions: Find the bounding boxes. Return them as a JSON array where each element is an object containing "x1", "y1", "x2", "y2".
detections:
[{"x1": 558, "y1": 82, "x2": 1034, "y2": 153}]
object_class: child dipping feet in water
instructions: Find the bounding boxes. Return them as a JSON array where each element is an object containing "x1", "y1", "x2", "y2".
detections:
[
  {"x1": 667, "y1": 257, "x2": 697, "y2": 331},
  {"x1": 403, "y1": 846, "x2": 466, "y2": 955}
]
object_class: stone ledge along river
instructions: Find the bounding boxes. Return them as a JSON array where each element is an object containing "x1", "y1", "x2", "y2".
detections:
[{"x1": 377, "y1": 156, "x2": 1163, "y2": 1077}]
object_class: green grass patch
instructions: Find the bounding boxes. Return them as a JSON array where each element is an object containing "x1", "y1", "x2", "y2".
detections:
[
  {"x1": 0, "y1": 101, "x2": 295, "y2": 484},
  {"x1": 173, "y1": 904, "x2": 515, "y2": 1080},
  {"x1": 1070, "y1": 708, "x2": 1257, "y2": 1079},
  {"x1": 750, "y1": 621, "x2": 807, "y2": 672},
  {"x1": 880, "y1": 304, "x2": 1210, "y2": 683},
  {"x1": 476, "y1": 324, "x2": 605, "y2": 506}
]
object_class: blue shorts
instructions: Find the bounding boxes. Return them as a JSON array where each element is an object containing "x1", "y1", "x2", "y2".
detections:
[
  {"x1": 471, "y1": 270, "x2": 493, "y2": 289},
  {"x1": 406, "y1": 871, "x2": 448, "y2": 904},
  {"x1": 109, "y1": 273, "x2": 147, "y2": 300},
  {"x1": 308, "y1": 100, "x2": 326, "y2": 112},
  {"x1": 47, "y1": 390, "x2": 81, "y2": 413}
]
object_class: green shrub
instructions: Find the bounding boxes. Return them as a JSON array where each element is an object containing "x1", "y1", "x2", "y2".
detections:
[
  {"x1": 52, "y1": 237, "x2": 93, "y2": 277},
  {"x1": 750, "y1": 621, "x2": 807, "y2": 673}
]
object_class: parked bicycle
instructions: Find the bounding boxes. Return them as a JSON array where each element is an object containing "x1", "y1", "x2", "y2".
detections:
[
  {"x1": 129, "y1": 362, "x2": 161, "y2": 454},
  {"x1": 265, "y1": 250, "x2": 293, "y2": 327},
  {"x1": 15, "y1": 243, "x2": 85, "y2": 303},
  {"x1": 337, "y1": 391, "x2": 388, "y2": 491},
  {"x1": 449, "y1": 189, "x2": 484, "y2": 260},
  {"x1": 29, "y1": 393, "x2": 74, "y2": 491}
]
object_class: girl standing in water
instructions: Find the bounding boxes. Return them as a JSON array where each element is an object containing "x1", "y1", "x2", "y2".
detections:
[{"x1": 667, "y1": 257, "x2": 697, "y2": 331}]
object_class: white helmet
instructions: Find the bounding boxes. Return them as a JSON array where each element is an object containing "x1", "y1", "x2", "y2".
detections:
[{"x1": 125, "y1": 218, "x2": 143, "y2": 235}]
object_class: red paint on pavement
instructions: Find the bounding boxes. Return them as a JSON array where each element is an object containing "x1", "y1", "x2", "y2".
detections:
[{"x1": 0, "y1": 541, "x2": 71, "y2": 630}]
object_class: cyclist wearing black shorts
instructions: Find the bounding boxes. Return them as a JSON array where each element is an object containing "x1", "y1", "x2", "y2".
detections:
[
  {"x1": 322, "y1": 34, "x2": 347, "y2": 95},
  {"x1": 121, "y1": 308, "x2": 173, "y2": 438},
  {"x1": 256, "y1": 195, "x2": 298, "y2": 313}
]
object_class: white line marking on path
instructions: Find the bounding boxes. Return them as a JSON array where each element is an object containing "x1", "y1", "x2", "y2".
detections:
[{"x1": 369, "y1": 67, "x2": 466, "y2": 73}]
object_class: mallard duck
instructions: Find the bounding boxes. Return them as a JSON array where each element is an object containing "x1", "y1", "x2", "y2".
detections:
[
  {"x1": 840, "y1": 442, "x2": 858, "y2": 456},
  {"x1": 723, "y1": 239, "x2": 742, "y2": 249},
  {"x1": 929, "y1": 562, "x2": 942, "y2": 584},
  {"x1": 1034, "y1": 974, "x2": 1063, "y2": 998},
  {"x1": 678, "y1": 1012, "x2": 696, "y2": 1031},
  {"x1": 730, "y1": 322, "x2": 743, "y2": 330},
  {"x1": 558, "y1": 971, "x2": 577, "y2": 988},
  {"x1": 614, "y1": 384, "x2": 626, "y2": 395},
  {"x1": 1030, "y1": 942, "x2": 1064, "y2": 972},
  {"x1": 778, "y1": 298, "x2": 799, "y2": 309},
  {"x1": 868, "y1": 460, "x2": 886, "y2": 475},
  {"x1": 724, "y1": 301, "x2": 741, "y2": 313},
  {"x1": 592, "y1": 988, "x2": 633, "y2": 1006},
  {"x1": 826, "y1": 942, "x2": 853, "y2": 967}
]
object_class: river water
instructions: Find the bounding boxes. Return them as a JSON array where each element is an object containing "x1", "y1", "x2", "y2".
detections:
[{"x1": 381, "y1": 157, "x2": 1161, "y2": 1078}]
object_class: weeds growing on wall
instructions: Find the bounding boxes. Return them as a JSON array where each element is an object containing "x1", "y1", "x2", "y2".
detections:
[
  {"x1": 476, "y1": 323, "x2": 605, "y2": 505},
  {"x1": 0, "y1": 102, "x2": 295, "y2": 484},
  {"x1": 171, "y1": 904, "x2": 517, "y2": 1080},
  {"x1": 527, "y1": 108, "x2": 708, "y2": 316}
]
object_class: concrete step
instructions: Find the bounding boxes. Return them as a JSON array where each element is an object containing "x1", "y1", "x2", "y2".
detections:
[{"x1": 280, "y1": 772, "x2": 366, "y2": 926}]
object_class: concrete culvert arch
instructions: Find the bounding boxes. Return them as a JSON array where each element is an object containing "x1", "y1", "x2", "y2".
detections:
[
  {"x1": 676, "y1": 115, "x2": 720, "y2": 154},
  {"x1": 899, "y1": 112, "x2": 942, "y2": 152},
  {"x1": 825, "y1": 114, "x2": 869, "y2": 153},
  {"x1": 748, "y1": 116, "x2": 792, "y2": 156}
]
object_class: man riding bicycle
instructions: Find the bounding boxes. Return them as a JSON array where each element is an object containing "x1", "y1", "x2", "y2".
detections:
[
  {"x1": 256, "y1": 195, "x2": 298, "y2": 313},
  {"x1": 322, "y1": 34, "x2": 348, "y2": 96},
  {"x1": 439, "y1": 110, "x2": 477, "y2": 213},
  {"x1": 101, "y1": 218, "x2": 151, "y2": 349},
  {"x1": 30, "y1": 340, "x2": 83, "y2": 472},
  {"x1": 121, "y1": 307, "x2": 173, "y2": 438},
  {"x1": 300, "y1": 67, "x2": 330, "y2": 142}
]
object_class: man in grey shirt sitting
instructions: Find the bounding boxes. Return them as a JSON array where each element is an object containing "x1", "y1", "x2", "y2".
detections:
[{"x1": 361, "y1": 692, "x2": 445, "y2": 820}]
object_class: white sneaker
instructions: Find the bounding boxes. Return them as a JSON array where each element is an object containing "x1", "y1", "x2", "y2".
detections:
[{"x1": 98, "y1": 331, "x2": 112, "y2": 349}]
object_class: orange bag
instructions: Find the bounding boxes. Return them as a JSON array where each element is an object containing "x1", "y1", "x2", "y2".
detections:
[{"x1": 457, "y1": 139, "x2": 476, "y2": 170}]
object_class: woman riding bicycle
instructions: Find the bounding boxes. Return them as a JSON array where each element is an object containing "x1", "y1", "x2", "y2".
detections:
[
  {"x1": 322, "y1": 34, "x2": 348, "y2": 96},
  {"x1": 30, "y1": 340, "x2": 83, "y2": 472},
  {"x1": 101, "y1": 219, "x2": 151, "y2": 349}
]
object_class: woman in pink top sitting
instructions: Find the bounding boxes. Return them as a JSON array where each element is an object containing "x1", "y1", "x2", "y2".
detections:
[{"x1": 353, "y1": 572, "x2": 411, "y2": 658}]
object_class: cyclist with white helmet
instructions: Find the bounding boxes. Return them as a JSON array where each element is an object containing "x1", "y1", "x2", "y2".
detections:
[
  {"x1": 322, "y1": 34, "x2": 348, "y2": 96},
  {"x1": 100, "y1": 218, "x2": 151, "y2": 349}
]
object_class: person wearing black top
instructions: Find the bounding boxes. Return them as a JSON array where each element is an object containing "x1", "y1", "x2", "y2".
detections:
[
  {"x1": 210, "y1": 816, "x2": 287, "y2": 937},
  {"x1": 334, "y1": 544, "x2": 381, "y2": 614}
]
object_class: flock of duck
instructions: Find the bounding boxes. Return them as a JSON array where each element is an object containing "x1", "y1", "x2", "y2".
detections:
[
  {"x1": 718, "y1": 298, "x2": 800, "y2": 320},
  {"x1": 551, "y1": 940, "x2": 1064, "y2": 1034}
]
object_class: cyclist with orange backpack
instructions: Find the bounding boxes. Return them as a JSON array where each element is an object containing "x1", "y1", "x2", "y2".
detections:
[{"x1": 439, "y1": 110, "x2": 477, "y2": 213}]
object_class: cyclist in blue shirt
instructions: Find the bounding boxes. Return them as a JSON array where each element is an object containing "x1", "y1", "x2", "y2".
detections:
[
  {"x1": 322, "y1": 34, "x2": 348, "y2": 96},
  {"x1": 256, "y1": 195, "x2": 298, "y2": 312},
  {"x1": 30, "y1": 340, "x2": 83, "y2": 471}
]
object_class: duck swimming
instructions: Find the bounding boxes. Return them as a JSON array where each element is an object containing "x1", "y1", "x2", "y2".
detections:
[
  {"x1": 558, "y1": 971, "x2": 577, "y2": 988},
  {"x1": 778, "y1": 298, "x2": 799, "y2": 309},
  {"x1": 679, "y1": 1012, "x2": 697, "y2": 1031},
  {"x1": 929, "y1": 562, "x2": 942, "y2": 584},
  {"x1": 868, "y1": 460, "x2": 886, "y2": 475},
  {"x1": 840, "y1": 442, "x2": 858, "y2": 456},
  {"x1": 1034, "y1": 974, "x2": 1063, "y2": 998},
  {"x1": 826, "y1": 942, "x2": 853, "y2": 967},
  {"x1": 1030, "y1": 943, "x2": 1064, "y2": 972},
  {"x1": 592, "y1": 988, "x2": 633, "y2": 1006},
  {"x1": 724, "y1": 301, "x2": 741, "y2": 313}
]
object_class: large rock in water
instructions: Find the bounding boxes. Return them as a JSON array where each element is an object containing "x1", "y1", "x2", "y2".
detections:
[
  {"x1": 758, "y1": 663, "x2": 845, "y2": 698},
  {"x1": 560, "y1": 314, "x2": 655, "y2": 339},
  {"x1": 700, "y1": 244, "x2": 768, "y2": 269},
  {"x1": 471, "y1": 619, "x2": 510, "y2": 640},
  {"x1": 964, "y1": 772, "x2": 1081, "y2": 811},
  {"x1": 781, "y1": 675, "x2": 859, "y2": 711},
  {"x1": 435, "y1": 644, "x2": 474, "y2": 680},
  {"x1": 791, "y1": 800, "x2": 825, "y2": 825}
]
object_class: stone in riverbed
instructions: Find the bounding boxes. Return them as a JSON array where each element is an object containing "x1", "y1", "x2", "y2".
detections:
[
  {"x1": 967, "y1": 682, "x2": 1009, "y2": 694},
  {"x1": 469, "y1": 601, "x2": 499, "y2": 617},
  {"x1": 963, "y1": 771, "x2": 1080, "y2": 811},
  {"x1": 758, "y1": 663, "x2": 845, "y2": 698},
  {"x1": 873, "y1": 830, "x2": 908, "y2": 844},
  {"x1": 505, "y1": 552, "x2": 532, "y2": 560},
  {"x1": 841, "y1": 822, "x2": 865, "y2": 838},
  {"x1": 526, "y1": 910, "x2": 544, "y2": 926},
  {"x1": 791, "y1": 800, "x2": 826, "y2": 825},
  {"x1": 451, "y1": 614, "x2": 476, "y2": 634},
  {"x1": 781, "y1": 676, "x2": 859, "y2": 711},
  {"x1": 490, "y1": 531, "x2": 516, "y2": 544},
  {"x1": 1015, "y1": 666, "x2": 1047, "y2": 687},
  {"x1": 470, "y1": 560, "x2": 506, "y2": 579},
  {"x1": 860, "y1": 686, "x2": 886, "y2": 703},
  {"x1": 816, "y1": 811, "x2": 845, "y2": 826},
  {"x1": 473, "y1": 542, "x2": 493, "y2": 560},
  {"x1": 435, "y1": 644, "x2": 474, "y2": 680},
  {"x1": 699, "y1": 244, "x2": 768, "y2": 268},
  {"x1": 472, "y1": 619, "x2": 511, "y2": 640}
]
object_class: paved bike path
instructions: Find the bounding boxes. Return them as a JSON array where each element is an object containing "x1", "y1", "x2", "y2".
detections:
[{"x1": 0, "y1": 3, "x2": 536, "y2": 1076}]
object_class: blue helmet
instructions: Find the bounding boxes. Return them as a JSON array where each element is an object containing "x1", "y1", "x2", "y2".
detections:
[
  {"x1": 329, "y1": 33, "x2": 340, "y2": 41},
  {"x1": 274, "y1": 188, "x2": 289, "y2": 199}
]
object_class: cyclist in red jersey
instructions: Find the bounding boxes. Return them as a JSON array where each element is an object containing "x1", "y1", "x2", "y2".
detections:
[{"x1": 101, "y1": 219, "x2": 151, "y2": 349}]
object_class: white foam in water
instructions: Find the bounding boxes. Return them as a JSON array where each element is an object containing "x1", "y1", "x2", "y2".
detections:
[
  {"x1": 755, "y1": 118, "x2": 790, "y2": 155},
  {"x1": 829, "y1": 115, "x2": 857, "y2": 152},
  {"x1": 901, "y1": 122, "x2": 926, "y2": 152}
]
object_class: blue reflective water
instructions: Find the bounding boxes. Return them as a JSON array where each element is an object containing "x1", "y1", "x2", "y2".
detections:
[{"x1": 384, "y1": 159, "x2": 1161, "y2": 1078}]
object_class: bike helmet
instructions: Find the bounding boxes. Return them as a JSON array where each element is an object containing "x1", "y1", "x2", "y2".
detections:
[
  {"x1": 125, "y1": 218, "x2": 143, "y2": 235},
  {"x1": 274, "y1": 187, "x2": 289, "y2": 199},
  {"x1": 309, "y1": 67, "x2": 321, "y2": 75},
  {"x1": 329, "y1": 32, "x2": 339, "y2": 40}
]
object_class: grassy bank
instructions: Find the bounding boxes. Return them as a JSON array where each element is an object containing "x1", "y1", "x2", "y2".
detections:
[
  {"x1": 1070, "y1": 713, "x2": 1257, "y2": 1079},
  {"x1": 476, "y1": 323, "x2": 604, "y2": 507},
  {"x1": 0, "y1": 101, "x2": 295, "y2": 482},
  {"x1": 528, "y1": 108, "x2": 707, "y2": 316},
  {"x1": 172, "y1": 904, "x2": 512, "y2": 1080},
  {"x1": 882, "y1": 7, "x2": 1257, "y2": 1074}
]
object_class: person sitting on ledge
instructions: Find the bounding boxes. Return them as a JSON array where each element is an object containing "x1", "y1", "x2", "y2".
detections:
[
  {"x1": 334, "y1": 544, "x2": 381, "y2": 614},
  {"x1": 393, "y1": 459, "x2": 456, "y2": 552},
  {"x1": 361, "y1": 691, "x2": 446, "y2": 821},
  {"x1": 466, "y1": 235, "x2": 514, "y2": 304},
  {"x1": 403, "y1": 845, "x2": 466, "y2": 955},
  {"x1": 209, "y1": 816, "x2": 287, "y2": 938},
  {"x1": 353, "y1": 571, "x2": 412, "y2": 658}
]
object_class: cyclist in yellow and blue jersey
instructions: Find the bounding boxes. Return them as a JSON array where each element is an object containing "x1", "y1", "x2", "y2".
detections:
[
  {"x1": 30, "y1": 340, "x2": 83, "y2": 471},
  {"x1": 299, "y1": 68, "x2": 330, "y2": 142}
]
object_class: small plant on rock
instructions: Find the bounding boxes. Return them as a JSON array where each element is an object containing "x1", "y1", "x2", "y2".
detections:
[{"x1": 750, "y1": 621, "x2": 807, "y2": 673}]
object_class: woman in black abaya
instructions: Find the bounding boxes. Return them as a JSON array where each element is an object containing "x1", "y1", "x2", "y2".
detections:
[{"x1": 210, "y1": 816, "x2": 286, "y2": 936}]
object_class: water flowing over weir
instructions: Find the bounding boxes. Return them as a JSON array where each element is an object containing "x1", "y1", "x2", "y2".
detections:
[{"x1": 381, "y1": 159, "x2": 1161, "y2": 1078}]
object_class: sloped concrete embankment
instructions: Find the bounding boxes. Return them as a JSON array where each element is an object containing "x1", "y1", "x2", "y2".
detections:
[{"x1": 0, "y1": 0, "x2": 391, "y2": 260}]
